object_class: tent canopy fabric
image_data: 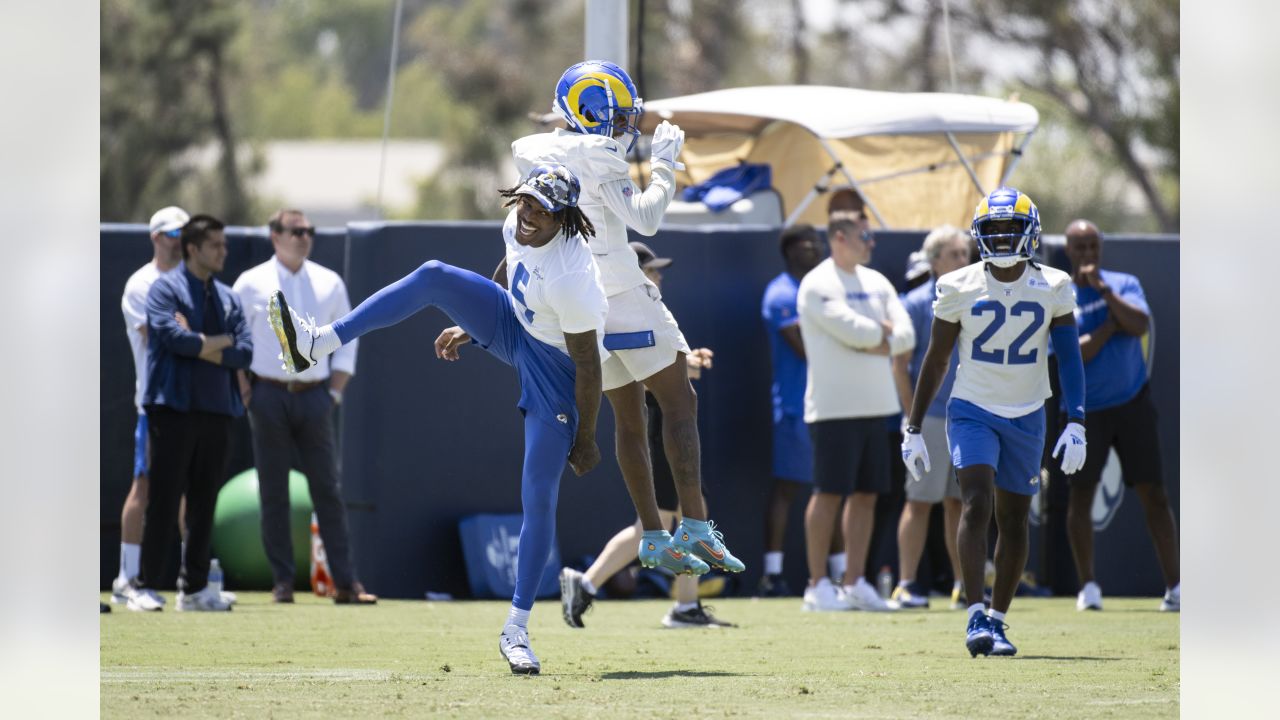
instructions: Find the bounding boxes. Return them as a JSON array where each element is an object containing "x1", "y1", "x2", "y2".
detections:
[{"x1": 635, "y1": 85, "x2": 1039, "y2": 230}]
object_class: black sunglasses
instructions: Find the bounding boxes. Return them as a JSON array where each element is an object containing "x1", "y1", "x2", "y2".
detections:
[{"x1": 286, "y1": 226, "x2": 316, "y2": 237}]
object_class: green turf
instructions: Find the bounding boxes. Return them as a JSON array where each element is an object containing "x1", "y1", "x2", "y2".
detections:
[{"x1": 101, "y1": 593, "x2": 1178, "y2": 718}]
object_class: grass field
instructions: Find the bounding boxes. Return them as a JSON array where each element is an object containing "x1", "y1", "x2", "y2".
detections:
[{"x1": 100, "y1": 593, "x2": 1178, "y2": 718}]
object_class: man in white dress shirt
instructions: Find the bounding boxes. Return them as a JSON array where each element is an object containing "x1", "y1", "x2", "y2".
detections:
[{"x1": 232, "y1": 209, "x2": 375, "y2": 604}]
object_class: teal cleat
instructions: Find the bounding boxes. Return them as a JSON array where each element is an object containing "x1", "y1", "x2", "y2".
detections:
[
  {"x1": 673, "y1": 520, "x2": 745, "y2": 573},
  {"x1": 638, "y1": 532, "x2": 709, "y2": 576}
]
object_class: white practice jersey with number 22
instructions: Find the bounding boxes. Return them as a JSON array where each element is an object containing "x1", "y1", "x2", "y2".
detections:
[
  {"x1": 501, "y1": 209, "x2": 609, "y2": 357},
  {"x1": 933, "y1": 262, "x2": 1076, "y2": 418}
]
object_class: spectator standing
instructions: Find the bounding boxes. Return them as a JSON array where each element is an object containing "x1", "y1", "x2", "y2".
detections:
[
  {"x1": 1062, "y1": 219, "x2": 1179, "y2": 612},
  {"x1": 125, "y1": 215, "x2": 251, "y2": 612},
  {"x1": 797, "y1": 210, "x2": 915, "y2": 611},
  {"x1": 232, "y1": 209, "x2": 376, "y2": 605}
]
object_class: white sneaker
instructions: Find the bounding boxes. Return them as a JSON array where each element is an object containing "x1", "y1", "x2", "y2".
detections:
[
  {"x1": 111, "y1": 576, "x2": 130, "y2": 604},
  {"x1": 1076, "y1": 581, "x2": 1103, "y2": 611},
  {"x1": 498, "y1": 624, "x2": 540, "y2": 675},
  {"x1": 268, "y1": 290, "x2": 321, "y2": 374},
  {"x1": 124, "y1": 585, "x2": 165, "y2": 612},
  {"x1": 1159, "y1": 584, "x2": 1180, "y2": 612},
  {"x1": 220, "y1": 590, "x2": 238, "y2": 605},
  {"x1": 845, "y1": 578, "x2": 893, "y2": 612},
  {"x1": 177, "y1": 586, "x2": 233, "y2": 612},
  {"x1": 802, "y1": 578, "x2": 851, "y2": 612}
]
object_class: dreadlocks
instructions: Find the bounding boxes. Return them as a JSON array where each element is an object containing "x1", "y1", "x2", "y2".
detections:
[{"x1": 499, "y1": 185, "x2": 597, "y2": 241}]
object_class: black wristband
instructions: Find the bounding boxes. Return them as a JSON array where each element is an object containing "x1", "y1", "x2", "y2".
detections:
[{"x1": 905, "y1": 425, "x2": 921, "y2": 434}]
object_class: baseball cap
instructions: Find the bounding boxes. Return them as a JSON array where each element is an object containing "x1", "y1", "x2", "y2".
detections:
[
  {"x1": 904, "y1": 249, "x2": 930, "y2": 283},
  {"x1": 630, "y1": 241, "x2": 672, "y2": 270},
  {"x1": 514, "y1": 163, "x2": 581, "y2": 213},
  {"x1": 149, "y1": 206, "x2": 190, "y2": 235}
]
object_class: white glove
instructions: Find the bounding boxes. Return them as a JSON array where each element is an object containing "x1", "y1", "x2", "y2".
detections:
[
  {"x1": 650, "y1": 120, "x2": 686, "y2": 171},
  {"x1": 900, "y1": 431, "x2": 931, "y2": 483},
  {"x1": 1053, "y1": 422, "x2": 1087, "y2": 475}
]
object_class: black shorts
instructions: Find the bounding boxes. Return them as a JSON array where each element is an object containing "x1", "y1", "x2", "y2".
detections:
[
  {"x1": 809, "y1": 416, "x2": 893, "y2": 496},
  {"x1": 647, "y1": 393, "x2": 680, "y2": 512},
  {"x1": 1068, "y1": 384, "x2": 1164, "y2": 488}
]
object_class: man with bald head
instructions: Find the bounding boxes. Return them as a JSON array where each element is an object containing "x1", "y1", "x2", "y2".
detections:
[{"x1": 1062, "y1": 219, "x2": 1179, "y2": 613}]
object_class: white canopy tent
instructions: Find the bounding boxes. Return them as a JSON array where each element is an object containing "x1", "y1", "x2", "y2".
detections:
[{"x1": 636, "y1": 85, "x2": 1039, "y2": 229}]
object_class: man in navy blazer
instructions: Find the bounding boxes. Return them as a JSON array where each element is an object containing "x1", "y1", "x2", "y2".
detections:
[{"x1": 124, "y1": 214, "x2": 252, "y2": 613}]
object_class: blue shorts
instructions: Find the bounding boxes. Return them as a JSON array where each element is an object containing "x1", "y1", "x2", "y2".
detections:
[
  {"x1": 133, "y1": 412, "x2": 149, "y2": 477},
  {"x1": 947, "y1": 398, "x2": 1045, "y2": 496},
  {"x1": 772, "y1": 413, "x2": 813, "y2": 484}
]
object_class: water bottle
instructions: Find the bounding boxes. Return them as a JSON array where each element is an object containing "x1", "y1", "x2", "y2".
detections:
[
  {"x1": 209, "y1": 558, "x2": 224, "y2": 596},
  {"x1": 877, "y1": 565, "x2": 894, "y2": 599}
]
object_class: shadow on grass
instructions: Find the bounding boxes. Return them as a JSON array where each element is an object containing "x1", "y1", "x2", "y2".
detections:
[
  {"x1": 600, "y1": 670, "x2": 747, "y2": 680},
  {"x1": 1016, "y1": 655, "x2": 1121, "y2": 661}
]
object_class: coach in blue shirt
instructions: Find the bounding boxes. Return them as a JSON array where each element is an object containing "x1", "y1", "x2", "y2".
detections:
[
  {"x1": 131, "y1": 214, "x2": 252, "y2": 613},
  {"x1": 1063, "y1": 220, "x2": 1179, "y2": 613}
]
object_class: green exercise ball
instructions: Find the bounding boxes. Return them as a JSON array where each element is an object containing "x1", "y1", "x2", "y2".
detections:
[{"x1": 211, "y1": 469, "x2": 313, "y2": 590}]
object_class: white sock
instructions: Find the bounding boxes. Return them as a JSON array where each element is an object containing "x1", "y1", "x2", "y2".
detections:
[
  {"x1": 953, "y1": 580, "x2": 962, "y2": 590},
  {"x1": 313, "y1": 324, "x2": 342, "y2": 358},
  {"x1": 968, "y1": 603, "x2": 985, "y2": 620},
  {"x1": 764, "y1": 551, "x2": 783, "y2": 575},
  {"x1": 506, "y1": 606, "x2": 530, "y2": 629},
  {"x1": 988, "y1": 609, "x2": 1006, "y2": 623},
  {"x1": 675, "y1": 601, "x2": 698, "y2": 613},
  {"x1": 828, "y1": 552, "x2": 847, "y2": 580},
  {"x1": 120, "y1": 543, "x2": 141, "y2": 580},
  {"x1": 897, "y1": 578, "x2": 913, "y2": 588},
  {"x1": 581, "y1": 577, "x2": 597, "y2": 596}
]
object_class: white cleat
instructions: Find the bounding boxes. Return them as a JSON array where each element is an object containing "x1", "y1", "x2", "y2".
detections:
[
  {"x1": 268, "y1": 291, "x2": 318, "y2": 374},
  {"x1": 124, "y1": 585, "x2": 165, "y2": 612},
  {"x1": 845, "y1": 578, "x2": 894, "y2": 612},
  {"x1": 499, "y1": 624, "x2": 540, "y2": 675},
  {"x1": 220, "y1": 590, "x2": 238, "y2": 605},
  {"x1": 177, "y1": 586, "x2": 233, "y2": 612},
  {"x1": 110, "y1": 576, "x2": 131, "y2": 604},
  {"x1": 1159, "y1": 584, "x2": 1180, "y2": 612},
  {"x1": 801, "y1": 578, "x2": 851, "y2": 612},
  {"x1": 1076, "y1": 581, "x2": 1103, "y2": 611}
]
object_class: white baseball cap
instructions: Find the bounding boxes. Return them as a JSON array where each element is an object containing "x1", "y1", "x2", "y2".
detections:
[{"x1": 149, "y1": 206, "x2": 190, "y2": 235}]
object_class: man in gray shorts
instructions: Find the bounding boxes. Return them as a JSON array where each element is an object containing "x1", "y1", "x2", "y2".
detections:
[{"x1": 891, "y1": 225, "x2": 972, "y2": 609}]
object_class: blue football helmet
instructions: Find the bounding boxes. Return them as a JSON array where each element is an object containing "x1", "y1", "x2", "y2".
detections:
[
  {"x1": 971, "y1": 186, "x2": 1041, "y2": 268},
  {"x1": 516, "y1": 163, "x2": 581, "y2": 212},
  {"x1": 554, "y1": 60, "x2": 644, "y2": 152}
]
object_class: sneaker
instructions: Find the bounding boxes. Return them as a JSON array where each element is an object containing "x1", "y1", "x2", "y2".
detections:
[
  {"x1": 845, "y1": 578, "x2": 893, "y2": 612},
  {"x1": 662, "y1": 601, "x2": 737, "y2": 628},
  {"x1": 757, "y1": 573, "x2": 792, "y2": 598},
  {"x1": 890, "y1": 583, "x2": 929, "y2": 609},
  {"x1": 110, "y1": 576, "x2": 131, "y2": 604},
  {"x1": 498, "y1": 624, "x2": 540, "y2": 675},
  {"x1": 220, "y1": 590, "x2": 238, "y2": 605},
  {"x1": 990, "y1": 619, "x2": 1017, "y2": 656},
  {"x1": 559, "y1": 568, "x2": 594, "y2": 628},
  {"x1": 950, "y1": 584, "x2": 965, "y2": 610},
  {"x1": 268, "y1": 291, "x2": 320, "y2": 374},
  {"x1": 124, "y1": 584, "x2": 164, "y2": 612},
  {"x1": 801, "y1": 578, "x2": 851, "y2": 612},
  {"x1": 673, "y1": 520, "x2": 746, "y2": 573},
  {"x1": 100, "y1": 602, "x2": 111, "y2": 614},
  {"x1": 177, "y1": 586, "x2": 233, "y2": 612},
  {"x1": 1076, "y1": 581, "x2": 1103, "y2": 611},
  {"x1": 1160, "y1": 585, "x2": 1180, "y2": 612},
  {"x1": 638, "y1": 532, "x2": 710, "y2": 576},
  {"x1": 965, "y1": 611, "x2": 994, "y2": 657}
]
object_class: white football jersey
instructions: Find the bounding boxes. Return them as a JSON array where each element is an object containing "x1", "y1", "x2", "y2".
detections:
[
  {"x1": 511, "y1": 128, "x2": 675, "y2": 297},
  {"x1": 501, "y1": 210, "x2": 609, "y2": 357},
  {"x1": 122, "y1": 261, "x2": 180, "y2": 410},
  {"x1": 933, "y1": 262, "x2": 1076, "y2": 418}
]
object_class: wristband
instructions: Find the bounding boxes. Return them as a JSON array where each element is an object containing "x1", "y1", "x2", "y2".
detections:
[
  {"x1": 329, "y1": 388, "x2": 343, "y2": 406},
  {"x1": 905, "y1": 425, "x2": 921, "y2": 434}
]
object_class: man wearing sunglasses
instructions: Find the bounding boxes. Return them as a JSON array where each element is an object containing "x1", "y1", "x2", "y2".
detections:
[{"x1": 231, "y1": 209, "x2": 376, "y2": 604}]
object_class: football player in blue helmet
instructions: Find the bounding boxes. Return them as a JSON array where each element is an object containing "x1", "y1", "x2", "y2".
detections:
[
  {"x1": 902, "y1": 186, "x2": 1088, "y2": 657},
  {"x1": 554, "y1": 60, "x2": 644, "y2": 152}
]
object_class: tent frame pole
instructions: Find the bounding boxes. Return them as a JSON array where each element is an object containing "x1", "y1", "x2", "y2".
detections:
[
  {"x1": 945, "y1": 131, "x2": 987, "y2": 198},
  {"x1": 999, "y1": 129, "x2": 1036, "y2": 186}
]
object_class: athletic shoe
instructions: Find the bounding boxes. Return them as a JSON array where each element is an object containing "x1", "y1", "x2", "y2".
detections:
[
  {"x1": 990, "y1": 619, "x2": 1017, "y2": 656},
  {"x1": 845, "y1": 578, "x2": 893, "y2": 612},
  {"x1": 638, "y1": 532, "x2": 710, "y2": 576},
  {"x1": 559, "y1": 567, "x2": 594, "y2": 628},
  {"x1": 950, "y1": 584, "x2": 965, "y2": 610},
  {"x1": 1076, "y1": 581, "x2": 1103, "y2": 611},
  {"x1": 498, "y1": 624, "x2": 540, "y2": 675},
  {"x1": 177, "y1": 586, "x2": 233, "y2": 612},
  {"x1": 100, "y1": 602, "x2": 111, "y2": 614},
  {"x1": 1159, "y1": 585, "x2": 1180, "y2": 613},
  {"x1": 801, "y1": 578, "x2": 850, "y2": 612},
  {"x1": 124, "y1": 584, "x2": 164, "y2": 612},
  {"x1": 965, "y1": 611, "x2": 994, "y2": 657},
  {"x1": 890, "y1": 583, "x2": 929, "y2": 609},
  {"x1": 662, "y1": 601, "x2": 737, "y2": 628},
  {"x1": 268, "y1": 290, "x2": 319, "y2": 374},
  {"x1": 220, "y1": 590, "x2": 238, "y2": 605},
  {"x1": 757, "y1": 573, "x2": 792, "y2": 598},
  {"x1": 673, "y1": 520, "x2": 745, "y2": 573},
  {"x1": 110, "y1": 576, "x2": 131, "y2": 604}
]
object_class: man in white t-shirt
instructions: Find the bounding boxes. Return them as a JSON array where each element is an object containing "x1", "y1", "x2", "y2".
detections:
[
  {"x1": 797, "y1": 210, "x2": 915, "y2": 613},
  {"x1": 266, "y1": 164, "x2": 607, "y2": 676},
  {"x1": 509, "y1": 60, "x2": 742, "y2": 579},
  {"x1": 112, "y1": 206, "x2": 186, "y2": 605}
]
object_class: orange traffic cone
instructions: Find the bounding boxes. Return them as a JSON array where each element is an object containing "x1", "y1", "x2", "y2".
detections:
[{"x1": 310, "y1": 512, "x2": 335, "y2": 597}]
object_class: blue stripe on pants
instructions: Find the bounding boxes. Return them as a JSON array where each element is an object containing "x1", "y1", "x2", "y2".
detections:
[{"x1": 511, "y1": 413, "x2": 571, "y2": 611}]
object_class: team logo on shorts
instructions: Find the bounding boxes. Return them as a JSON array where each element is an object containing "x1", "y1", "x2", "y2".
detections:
[{"x1": 556, "y1": 413, "x2": 568, "y2": 424}]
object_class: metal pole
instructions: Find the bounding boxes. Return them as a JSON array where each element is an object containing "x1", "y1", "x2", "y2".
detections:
[
  {"x1": 585, "y1": 0, "x2": 628, "y2": 64},
  {"x1": 375, "y1": 0, "x2": 405, "y2": 219}
]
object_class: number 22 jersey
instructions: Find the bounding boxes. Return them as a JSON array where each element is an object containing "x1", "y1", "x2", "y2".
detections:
[{"x1": 933, "y1": 262, "x2": 1076, "y2": 418}]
